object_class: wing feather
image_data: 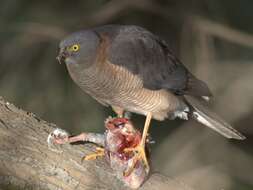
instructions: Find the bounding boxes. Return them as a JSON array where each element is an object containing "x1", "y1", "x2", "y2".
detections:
[{"x1": 95, "y1": 25, "x2": 212, "y2": 97}]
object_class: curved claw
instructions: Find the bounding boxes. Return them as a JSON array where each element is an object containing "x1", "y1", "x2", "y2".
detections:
[
  {"x1": 82, "y1": 147, "x2": 105, "y2": 162},
  {"x1": 124, "y1": 145, "x2": 150, "y2": 176}
]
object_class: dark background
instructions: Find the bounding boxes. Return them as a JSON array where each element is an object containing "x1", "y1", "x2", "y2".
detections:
[{"x1": 0, "y1": 0, "x2": 253, "y2": 189}]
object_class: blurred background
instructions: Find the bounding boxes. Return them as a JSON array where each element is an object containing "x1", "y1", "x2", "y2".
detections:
[{"x1": 0, "y1": 0, "x2": 252, "y2": 189}]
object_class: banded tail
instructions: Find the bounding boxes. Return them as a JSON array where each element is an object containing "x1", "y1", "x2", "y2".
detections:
[{"x1": 185, "y1": 95, "x2": 246, "y2": 140}]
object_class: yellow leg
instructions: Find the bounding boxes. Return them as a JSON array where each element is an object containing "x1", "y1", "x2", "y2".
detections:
[
  {"x1": 112, "y1": 106, "x2": 124, "y2": 118},
  {"x1": 82, "y1": 147, "x2": 105, "y2": 161},
  {"x1": 124, "y1": 112, "x2": 152, "y2": 175},
  {"x1": 140, "y1": 112, "x2": 152, "y2": 146}
]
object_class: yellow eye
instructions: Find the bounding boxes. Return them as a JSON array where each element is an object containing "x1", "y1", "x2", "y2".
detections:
[{"x1": 70, "y1": 44, "x2": 80, "y2": 52}]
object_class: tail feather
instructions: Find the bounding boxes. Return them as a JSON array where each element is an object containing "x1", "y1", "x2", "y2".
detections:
[{"x1": 185, "y1": 95, "x2": 246, "y2": 140}]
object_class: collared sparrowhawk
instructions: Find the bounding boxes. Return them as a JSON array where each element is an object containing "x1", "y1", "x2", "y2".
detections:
[{"x1": 57, "y1": 25, "x2": 245, "y2": 173}]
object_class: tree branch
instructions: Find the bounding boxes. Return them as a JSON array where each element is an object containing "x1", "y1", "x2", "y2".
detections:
[{"x1": 0, "y1": 96, "x2": 193, "y2": 190}]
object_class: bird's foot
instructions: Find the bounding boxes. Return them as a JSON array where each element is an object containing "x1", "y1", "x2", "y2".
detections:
[
  {"x1": 47, "y1": 128, "x2": 70, "y2": 144},
  {"x1": 124, "y1": 144, "x2": 149, "y2": 176},
  {"x1": 82, "y1": 147, "x2": 105, "y2": 161},
  {"x1": 47, "y1": 128, "x2": 70, "y2": 153}
]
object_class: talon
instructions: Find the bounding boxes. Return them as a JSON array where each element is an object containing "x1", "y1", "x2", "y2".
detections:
[
  {"x1": 82, "y1": 147, "x2": 105, "y2": 161},
  {"x1": 123, "y1": 157, "x2": 138, "y2": 177},
  {"x1": 124, "y1": 145, "x2": 150, "y2": 175}
]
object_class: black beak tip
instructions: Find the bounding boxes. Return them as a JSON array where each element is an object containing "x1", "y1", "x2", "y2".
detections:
[
  {"x1": 56, "y1": 55, "x2": 62, "y2": 64},
  {"x1": 56, "y1": 48, "x2": 67, "y2": 64}
]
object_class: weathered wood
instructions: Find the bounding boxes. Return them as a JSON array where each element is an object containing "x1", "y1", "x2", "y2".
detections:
[{"x1": 0, "y1": 97, "x2": 193, "y2": 190}]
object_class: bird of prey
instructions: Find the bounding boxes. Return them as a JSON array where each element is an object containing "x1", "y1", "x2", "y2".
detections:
[{"x1": 57, "y1": 25, "x2": 245, "y2": 173}]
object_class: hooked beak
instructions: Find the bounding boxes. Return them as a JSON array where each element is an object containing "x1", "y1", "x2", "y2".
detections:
[{"x1": 56, "y1": 48, "x2": 68, "y2": 64}]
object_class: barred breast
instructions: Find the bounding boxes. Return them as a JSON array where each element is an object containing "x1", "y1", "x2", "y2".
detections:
[{"x1": 67, "y1": 61, "x2": 186, "y2": 120}]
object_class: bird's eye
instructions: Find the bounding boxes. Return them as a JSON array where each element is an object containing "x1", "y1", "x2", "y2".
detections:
[{"x1": 70, "y1": 44, "x2": 80, "y2": 52}]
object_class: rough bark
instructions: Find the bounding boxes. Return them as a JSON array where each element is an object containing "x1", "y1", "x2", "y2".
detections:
[{"x1": 0, "y1": 96, "x2": 193, "y2": 190}]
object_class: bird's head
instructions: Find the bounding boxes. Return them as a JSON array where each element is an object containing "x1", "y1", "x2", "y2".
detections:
[{"x1": 57, "y1": 30, "x2": 100, "y2": 67}]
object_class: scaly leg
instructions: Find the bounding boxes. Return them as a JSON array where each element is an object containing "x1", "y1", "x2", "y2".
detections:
[
  {"x1": 53, "y1": 133, "x2": 105, "y2": 161},
  {"x1": 53, "y1": 133, "x2": 86, "y2": 144},
  {"x1": 53, "y1": 132, "x2": 105, "y2": 146},
  {"x1": 112, "y1": 106, "x2": 124, "y2": 118},
  {"x1": 124, "y1": 112, "x2": 152, "y2": 175},
  {"x1": 50, "y1": 129, "x2": 105, "y2": 161}
]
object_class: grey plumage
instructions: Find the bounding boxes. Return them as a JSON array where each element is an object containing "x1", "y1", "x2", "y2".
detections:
[
  {"x1": 58, "y1": 24, "x2": 245, "y2": 140},
  {"x1": 185, "y1": 96, "x2": 245, "y2": 140},
  {"x1": 105, "y1": 25, "x2": 212, "y2": 97}
]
